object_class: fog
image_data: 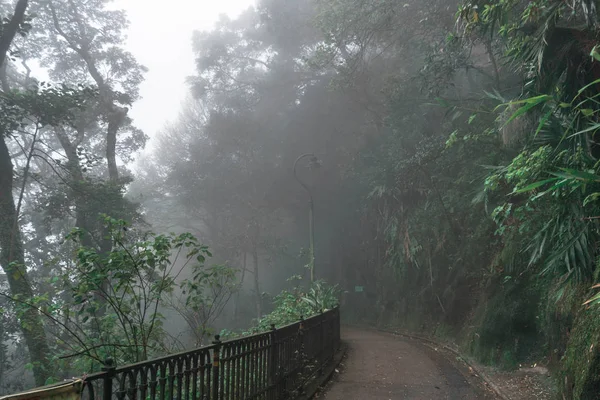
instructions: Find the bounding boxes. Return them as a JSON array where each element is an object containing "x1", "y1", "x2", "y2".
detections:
[
  {"x1": 1, "y1": 0, "x2": 600, "y2": 397},
  {"x1": 113, "y1": 0, "x2": 251, "y2": 145}
]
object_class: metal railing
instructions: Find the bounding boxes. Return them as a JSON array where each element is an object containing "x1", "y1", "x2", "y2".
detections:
[{"x1": 75, "y1": 307, "x2": 340, "y2": 400}]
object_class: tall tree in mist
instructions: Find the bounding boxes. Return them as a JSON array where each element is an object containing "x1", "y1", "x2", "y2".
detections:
[
  {"x1": 0, "y1": 0, "x2": 145, "y2": 386},
  {"x1": 138, "y1": 0, "x2": 380, "y2": 320},
  {"x1": 26, "y1": 0, "x2": 147, "y2": 248},
  {"x1": 0, "y1": 0, "x2": 54, "y2": 386}
]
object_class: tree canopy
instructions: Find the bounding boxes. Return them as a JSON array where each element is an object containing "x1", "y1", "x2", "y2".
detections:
[{"x1": 3, "y1": 0, "x2": 600, "y2": 397}]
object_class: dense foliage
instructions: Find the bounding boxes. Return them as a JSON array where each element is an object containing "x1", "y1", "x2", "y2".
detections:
[{"x1": 3, "y1": 0, "x2": 600, "y2": 398}]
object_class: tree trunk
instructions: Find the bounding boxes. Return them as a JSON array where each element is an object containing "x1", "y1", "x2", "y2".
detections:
[
  {"x1": 106, "y1": 107, "x2": 127, "y2": 182},
  {"x1": 54, "y1": 127, "x2": 94, "y2": 248},
  {"x1": 252, "y1": 248, "x2": 261, "y2": 319},
  {"x1": 0, "y1": 136, "x2": 51, "y2": 386},
  {"x1": 0, "y1": 2, "x2": 51, "y2": 384},
  {"x1": 0, "y1": 0, "x2": 28, "y2": 68},
  {"x1": 484, "y1": 39, "x2": 501, "y2": 89},
  {"x1": 102, "y1": 107, "x2": 129, "y2": 255},
  {"x1": 233, "y1": 252, "x2": 247, "y2": 325}
]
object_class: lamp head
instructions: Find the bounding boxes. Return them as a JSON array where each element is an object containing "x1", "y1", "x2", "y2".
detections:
[{"x1": 308, "y1": 155, "x2": 322, "y2": 169}]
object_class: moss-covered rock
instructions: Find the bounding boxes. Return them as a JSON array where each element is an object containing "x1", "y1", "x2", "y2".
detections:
[
  {"x1": 561, "y1": 304, "x2": 600, "y2": 399},
  {"x1": 465, "y1": 275, "x2": 546, "y2": 370}
]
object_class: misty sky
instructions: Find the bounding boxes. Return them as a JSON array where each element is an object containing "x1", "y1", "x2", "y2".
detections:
[{"x1": 115, "y1": 0, "x2": 253, "y2": 149}]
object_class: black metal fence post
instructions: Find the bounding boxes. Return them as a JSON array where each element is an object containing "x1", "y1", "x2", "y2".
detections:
[
  {"x1": 319, "y1": 310, "x2": 325, "y2": 375},
  {"x1": 268, "y1": 324, "x2": 278, "y2": 400},
  {"x1": 212, "y1": 335, "x2": 221, "y2": 400},
  {"x1": 297, "y1": 316, "x2": 305, "y2": 395},
  {"x1": 336, "y1": 307, "x2": 341, "y2": 349},
  {"x1": 102, "y1": 358, "x2": 116, "y2": 400}
]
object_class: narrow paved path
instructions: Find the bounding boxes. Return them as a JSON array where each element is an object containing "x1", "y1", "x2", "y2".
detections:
[{"x1": 322, "y1": 329, "x2": 495, "y2": 400}]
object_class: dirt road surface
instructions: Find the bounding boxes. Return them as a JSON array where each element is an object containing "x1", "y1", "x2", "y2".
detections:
[{"x1": 321, "y1": 328, "x2": 497, "y2": 400}]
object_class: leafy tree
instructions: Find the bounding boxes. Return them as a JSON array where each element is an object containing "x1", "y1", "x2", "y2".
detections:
[
  {"x1": 29, "y1": 217, "x2": 233, "y2": 378},
  {"x1": 0, "y1": 0, "x2": 147, "y2": 388},
  {"x1": 34, "y1": 0, "x2": 147, "y2": 182},
  {"x1": 170, "y1": 263, "x2": 237, "y2": 347},
  {"x1": 0, "y1": 4, "x2": 101, "y2": 383},
  {"x1": 2, "y1": 0, "x2": 148, "y2": 257},
  {"x1": 0, "y1": 69, "x2": 96, "y2": 389}
]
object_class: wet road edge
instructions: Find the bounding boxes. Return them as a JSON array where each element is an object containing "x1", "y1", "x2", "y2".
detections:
[{"x1": 365, "y1": 326, "x2": 507, "y2": 400}]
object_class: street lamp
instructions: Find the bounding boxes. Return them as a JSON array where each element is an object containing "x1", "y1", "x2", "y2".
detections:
[{"x1": 294, "y1": 153, "x2": 320, "y2": 282}]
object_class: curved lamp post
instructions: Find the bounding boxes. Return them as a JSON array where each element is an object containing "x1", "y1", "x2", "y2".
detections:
[{"x1": 294, "y1": 153, "x2": 320, "y2": 282}]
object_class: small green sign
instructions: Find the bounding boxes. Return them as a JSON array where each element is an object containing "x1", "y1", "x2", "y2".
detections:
[{"x1": 354, "y1": 286, "x2": 364, "y2": 293}]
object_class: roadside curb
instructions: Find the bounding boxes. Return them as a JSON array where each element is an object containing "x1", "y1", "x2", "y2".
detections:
[
  {"x1": 344, "y1": 324, "x2": 510, "y2": 400},
  {"x1": 376, "y1": 327, "x2": 510, "y2": 400}
]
